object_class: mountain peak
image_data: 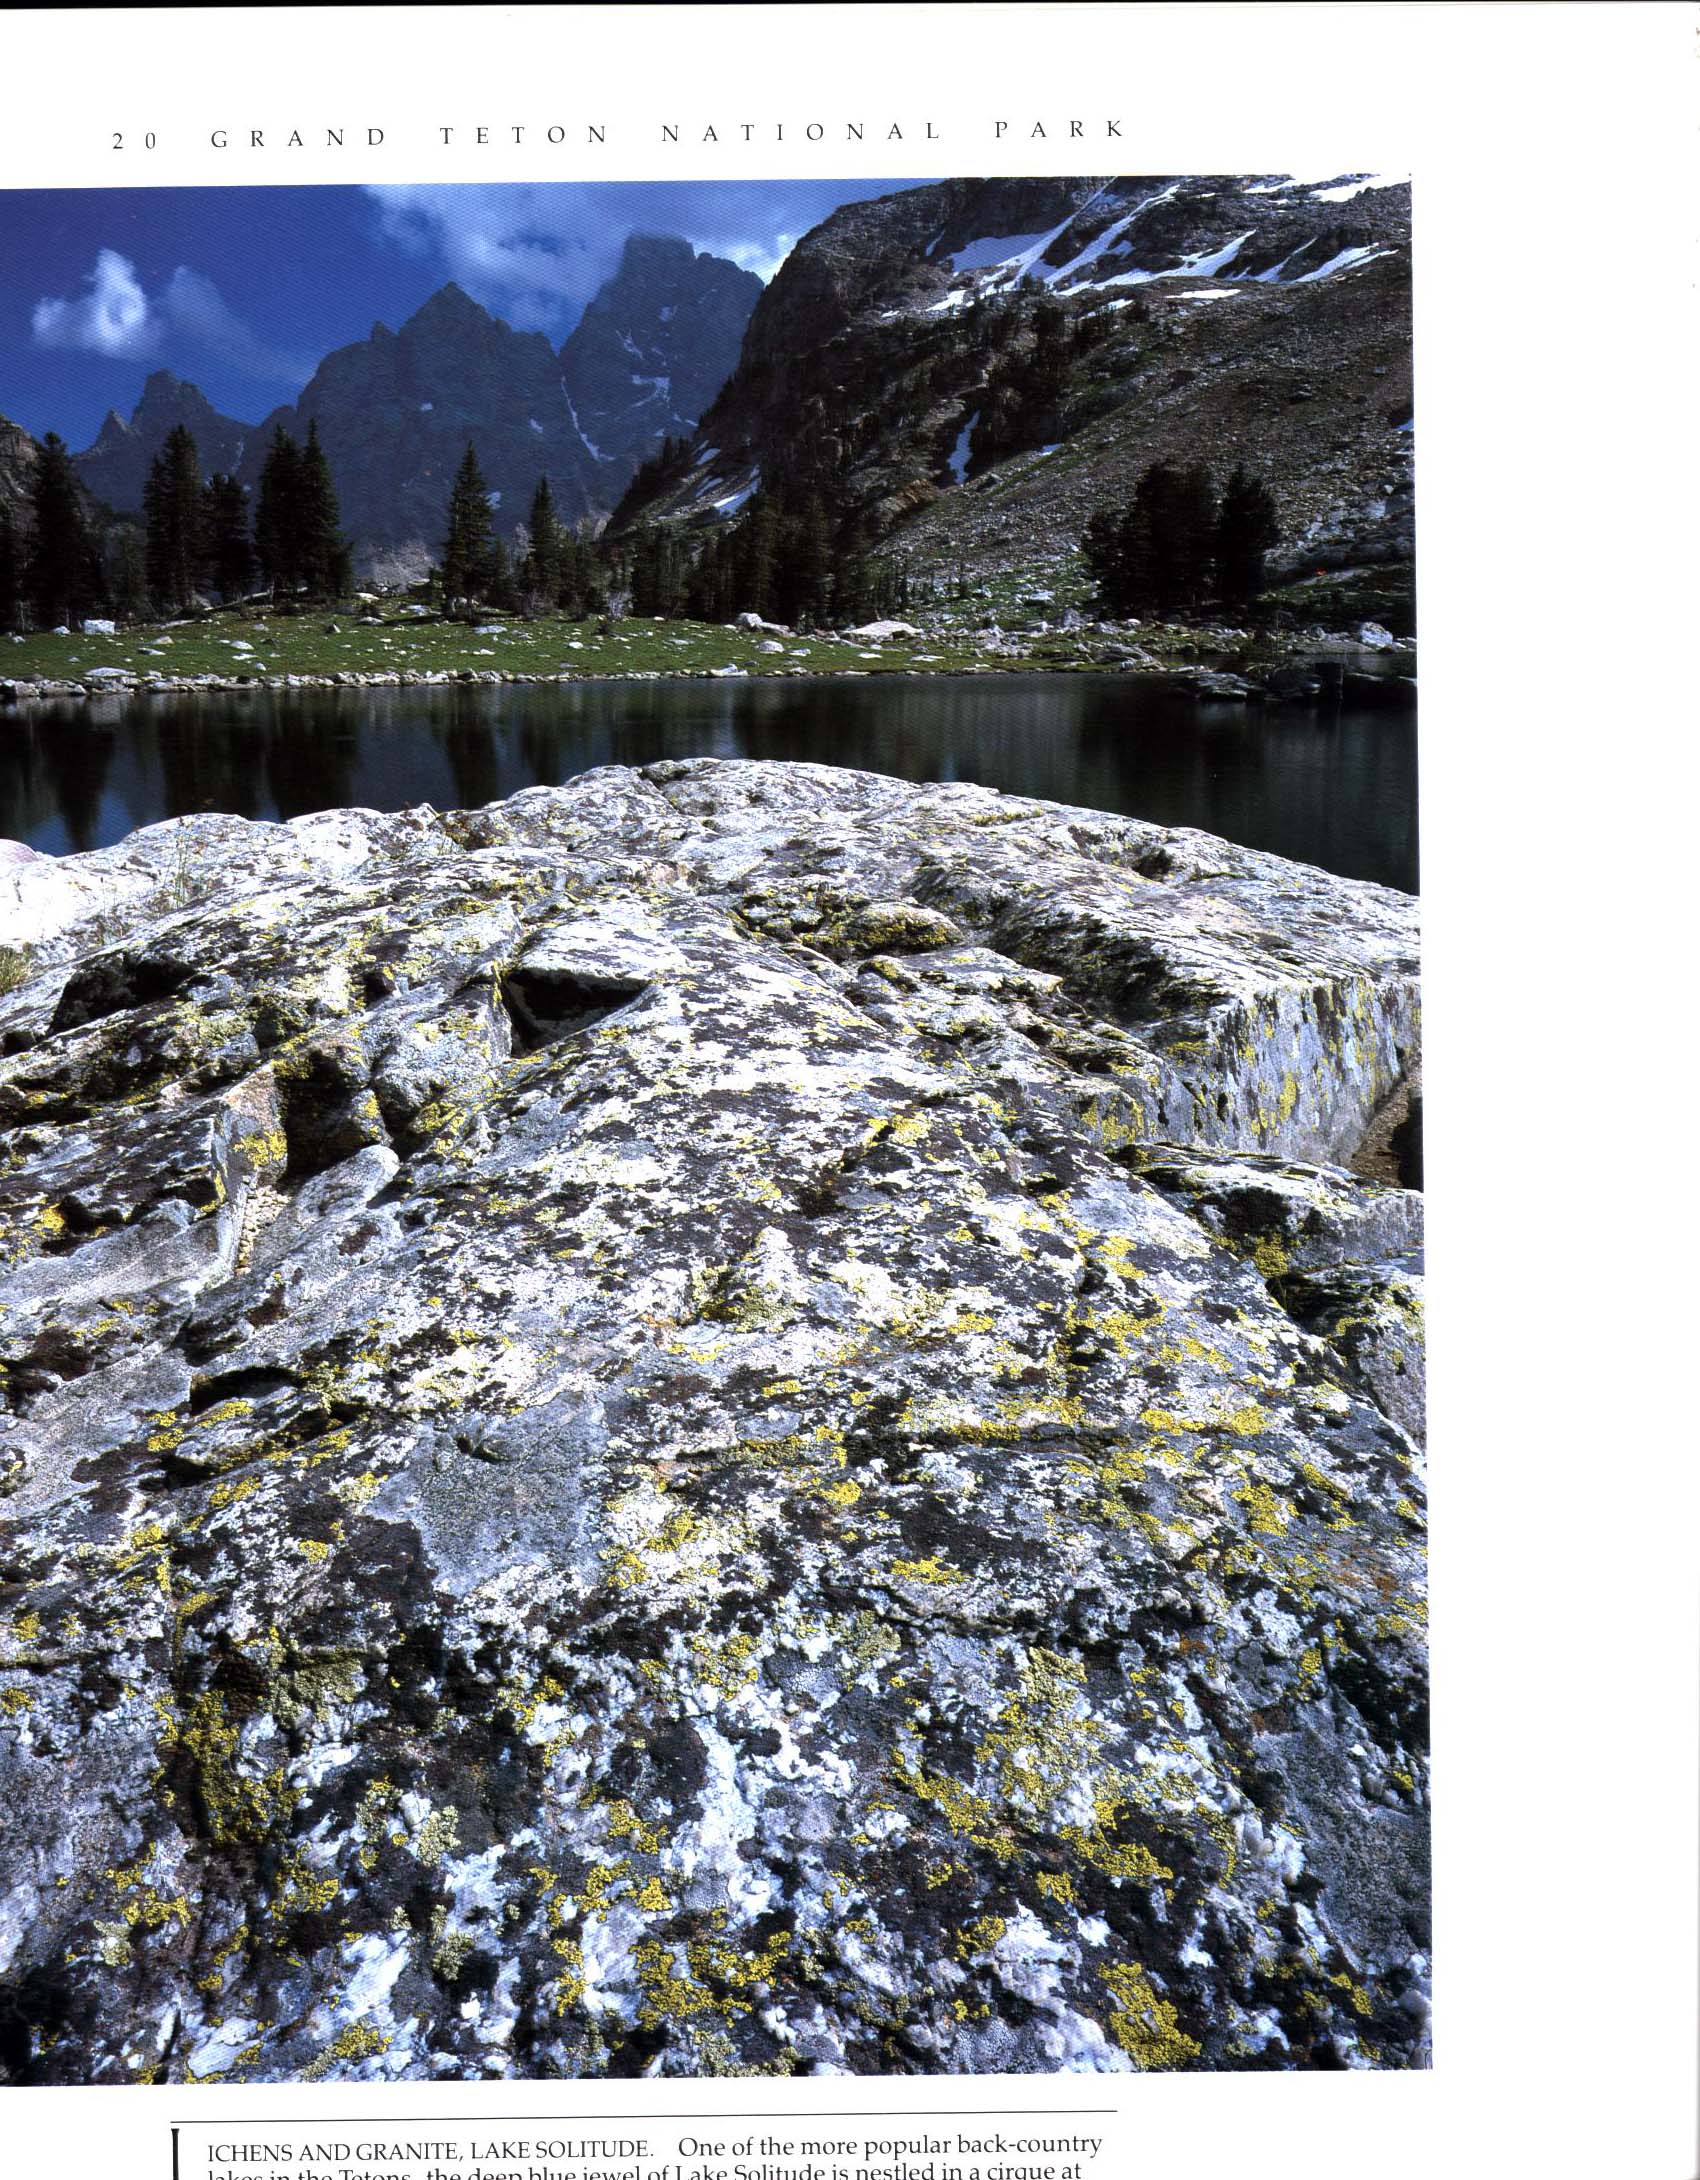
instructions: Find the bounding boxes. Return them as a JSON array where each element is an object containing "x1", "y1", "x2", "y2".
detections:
[
  {"x1": 73, "y1": 374, "x2": 252, "y2": 502},
  {"x1": 132, "y1": 372, "x2": 233, "y2": 428},
  {"x1": 620, "y1": 232, "x2": 696, "y2": 271},
  {"x1": 557, "y1": 232, "x2": 763, "y2": 478},
  {"x1": 405, "y1": 282, "x2": 493, "y2": 333}
]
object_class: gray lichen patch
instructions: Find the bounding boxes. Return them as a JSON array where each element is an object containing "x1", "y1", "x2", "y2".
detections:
[{"x1": 0, "y1": 761, "x2": 1424, "y2": 2081}]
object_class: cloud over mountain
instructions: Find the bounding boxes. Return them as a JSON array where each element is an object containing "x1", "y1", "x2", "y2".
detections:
[
  {"x1": 31, "y1": 251, "x2": 312, "y2": 385},
  {"x1": 362, "y1": 180, "x2": 921, "y2": 340},
  {"x1": 30, "y1": 249, "x2": 152, "y2": 359}
]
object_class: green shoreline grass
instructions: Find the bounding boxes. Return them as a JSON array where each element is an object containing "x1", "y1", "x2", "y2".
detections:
[
  {"x1": 1, "y1": 610, "x2": 1012, "y2": 688},
  {"x1": 0, "y1": 599, "x2": 1402, "y2": 699}
]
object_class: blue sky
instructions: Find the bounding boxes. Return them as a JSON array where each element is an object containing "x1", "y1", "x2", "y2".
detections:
[{"x1": 0, "y1": 180, "x2": 928, "y2": 450}]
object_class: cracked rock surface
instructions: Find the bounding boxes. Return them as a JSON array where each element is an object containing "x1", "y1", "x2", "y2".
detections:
[{"x1": 0, "y1": 759, "x2": 1425, "y2": 2080}]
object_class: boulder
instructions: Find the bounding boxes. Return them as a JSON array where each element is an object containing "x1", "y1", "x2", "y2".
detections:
[
  {"x1": 1264, "y1": 664, "x2": 1323, "y2": 700},
  {"x1": 0, "y1": 763, "x2": 1425, "y2": 2082},
  {"x1": 845, "y1": 619, "x2": 921, "y2": 642}
]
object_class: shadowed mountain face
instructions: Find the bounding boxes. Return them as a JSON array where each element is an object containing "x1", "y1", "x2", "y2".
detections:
[
  {"x1": 74, "y1": 373, "x2": 251, "y2": 517},
  {"x1": 557, "y1": 233, "x2": 763, "y2": 473},
  {"x1": 615, "y1": 173, "x2": 1414, "y2": 585},
  {"x1": 63, "y1": 243, "x2": 764, "y2": 582},
  {"x1": 236, "y1": 283, "x2": 602, "y2": 581}
]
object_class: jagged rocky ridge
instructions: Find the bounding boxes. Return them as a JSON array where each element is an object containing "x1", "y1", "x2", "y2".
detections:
[
  {"x1": 619, "y1": 173, "x2": 1413, "y2": 584},
  {"x1": 67, "y1": 240, "x2": 762, "y2": 580},
  {"x1": 557, "y1": 235, "x2": 763, "y2": 477},
  {"x1": 76, "y1": 373, "x2": 251, "y2": 518},
  {"x1": 0, "y1": 762, "x2": 1426, "y2": 2080}
]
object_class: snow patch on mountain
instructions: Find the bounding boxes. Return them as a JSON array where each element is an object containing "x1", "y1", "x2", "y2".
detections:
[
  {"x1": 1076, "y1": 228, "x2": 1254, "y2": 293},
  {"x1": 1293, "y1": 245, "x2": 1392, "y2": 283},
  {"x1": 947, "y1": 411, "x2": 978, "y2": 482},
  {"x1": 1311, "y1": 174, "x2": 1407, "y2": 203},
  {"x1": 562, "y1": 383, "x2": 610, "y2": 463},
  {"x1": 945, "y1": 229, "x2": 1056, "y2": 274}
]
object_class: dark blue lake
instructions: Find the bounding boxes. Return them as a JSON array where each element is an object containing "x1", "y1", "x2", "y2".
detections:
[{"x1": 0, "y1": 671, "x2": 1418, "y2": 893}]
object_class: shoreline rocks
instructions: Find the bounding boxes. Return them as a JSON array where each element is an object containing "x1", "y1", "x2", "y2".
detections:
[
  {"x1": 0, "y1": 645, "x2": 1417, "y2": 710},
  {"x1": 0, "y1": 762, "x2": 1426, "y2": 2081}
]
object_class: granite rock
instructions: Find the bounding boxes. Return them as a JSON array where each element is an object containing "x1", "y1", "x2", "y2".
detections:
[{"x1": 0, "y1": 762, "x2": 1426, "y2": 2081}]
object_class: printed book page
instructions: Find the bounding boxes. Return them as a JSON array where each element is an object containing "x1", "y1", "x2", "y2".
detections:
[{"x1": 0, "y1": 6, "x2": 1692, "y2": 2176}]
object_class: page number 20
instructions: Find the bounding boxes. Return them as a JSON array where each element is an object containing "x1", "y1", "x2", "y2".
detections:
[{"x1": 112, "y1": 132, "x2": 158, "y2": 150}]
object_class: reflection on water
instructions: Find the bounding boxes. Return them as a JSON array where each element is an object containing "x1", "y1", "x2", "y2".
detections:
[{"x1": 0, "y1": 672, "x2": 1418, "y2": 893}]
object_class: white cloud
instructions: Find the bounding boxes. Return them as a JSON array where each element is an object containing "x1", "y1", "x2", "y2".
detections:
[
  {"x1": 709, "y1": 231, "x2": 795, "y2": 282},
  {"x1": 31, "y1": 250, "x2": 311, "y2": 384},
  {"x1": 31, "y1": 248, "x2": 154, "y2": 357},
  {"x1": 366, "y1": 184, "x2": 616, "y2": 331},
  {"x1": 361, "y1": 182, "x2": 847, "y2": 337},
  {"x1": 159, "y1": 266, "x2": 312, "y2": 379}
]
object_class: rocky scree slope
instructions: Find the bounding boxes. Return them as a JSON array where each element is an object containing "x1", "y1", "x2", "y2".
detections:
[
  {"x1": 618, "y1": 174, "x2": 1412, "y2": 585},
  {"x1": 0, "y1": 762, "x2": 1425, "y2": 2080}
]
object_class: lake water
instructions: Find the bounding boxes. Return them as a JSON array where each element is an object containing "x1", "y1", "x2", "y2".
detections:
[{"x1": 0, "y1": 671, "x2": 1418, "y2": 893}]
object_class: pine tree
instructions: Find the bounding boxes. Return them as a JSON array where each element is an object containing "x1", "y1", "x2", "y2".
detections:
[
  {"x1": 26, "y1": 433, "x2": 96, "y2": 628},
  {"x1": 108, "y1": 525, "x2": 147, "y2": 623},
  {"x1": 202, "y1": 473, "x2": 255, "y2": 602},
  {"x1": 629, "y1": 525, "x2": 686, "y2": 618},
  {"x1": 297, "y1": 421, "x2": 351, "y2": 599},
  {"x1": 786, "y1": 493, "x2": 835, "y2": 628},
  {"x1": 0, "y1": 507, "x2": 20, "y2": 633},
  {"x1": 1215, "y1": 464, "x2": 1280, "y2": 615},
  {"x1": 1151, "y1": 463, "x2": 1217, "y2": 617},
  {"x1": 1084, "y1": 462, "x2": 1222, "y2": 622},
  {"x1": 441, "y1": 443, "x2": 501, "y2": 613},
  {"x1": 1082, "y1": 508, "x2": 1131, "y2": 615},
  {"x1": 740, "y1": 498, "x2": 780, "y2": 621},
  {"x1": 520, "y1": 475, "x2": 563, "y2": 613},
  {"x1": 560, "y1": 526, "x2": 606, "y2": 620},
  {"x1": 142, "y1": 424, "x2": 203, "y2": 614},
  {"x1": 254, "y1": 427, "x2": 303, "y2": 595}
]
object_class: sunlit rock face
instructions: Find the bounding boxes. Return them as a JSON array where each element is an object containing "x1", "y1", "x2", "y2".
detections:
[{"x1": 0, "y1": 761, "x2": 1426, "y2": 2082}]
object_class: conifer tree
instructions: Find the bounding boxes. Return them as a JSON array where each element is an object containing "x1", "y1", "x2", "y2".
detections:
[
  {"x1": 108, "y1": 525, "x2": 147, "y2": 623},
  {"x1": 559, "y1": 525, "x2": 605, "y2": 620},
  {"x1": 1084, "y1": 461, "x2": 1221, "y2": 622},
  {"x1": 201, "y1": 473, "x2": 255, "y2": 602},
  {"x1": 786, "y1": 492, "x2": 835, "y2": 628},
  {"x1": 520, "y1": 475, "x2": 563, "y2": 612},
  {"x1": 297, "y1": 421, "x2": 351, "y2": 599},
  {"x1": 0, "y1": 507, "x2": 20, "y2": 633},
  {"x1": 254, "y1": 427, "x2": 303, "y2": 595},
  {"x1": 440, "y1": 443, "x2": 501, "y2": 613},
  {"x1": 740, "y1": 498, "x2": 780, "y2": 621},
  {"x1": 629, "y1": 524, "x2": 687, "y2": 618},
  {"x1": 1214, "y1": 464, "x2": 1280, "y2": 615},
  {"x1": 142, "y1": 424, "x2": 204, "y2": 614},
  {"x1": 26, "y1": 433, "x2": 97, "y2": 628}
]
